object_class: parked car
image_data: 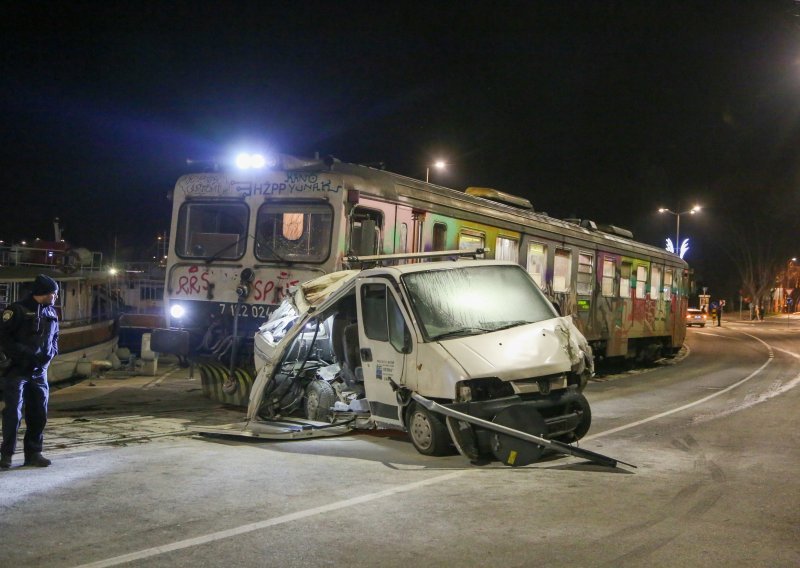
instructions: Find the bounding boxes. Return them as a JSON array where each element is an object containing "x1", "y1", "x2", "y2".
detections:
[{"x1": 686, "y1": 308, "x2": 707, "y2": 327}]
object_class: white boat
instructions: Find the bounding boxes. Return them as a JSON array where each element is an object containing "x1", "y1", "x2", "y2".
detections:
[{"x1": 0, "y1": 240, "x2": 123, "y2": 383}]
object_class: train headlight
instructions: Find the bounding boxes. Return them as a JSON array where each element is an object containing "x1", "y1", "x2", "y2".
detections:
[
  {"x1": 235, "y1": 152, "x2": 276, "y2": 170},
  {"x1": 170, "y1": 304, "x2": 186, "y2": 319}
]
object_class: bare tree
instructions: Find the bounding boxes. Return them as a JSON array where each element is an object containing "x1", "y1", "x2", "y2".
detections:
[{"x1": 721, "y1": 219, "x2": 786, "y2": 315}]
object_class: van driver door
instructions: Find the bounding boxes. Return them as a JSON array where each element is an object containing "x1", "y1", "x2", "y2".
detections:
[{"x1": 355, "y1": 279, "x2": 413, "y2": 428}]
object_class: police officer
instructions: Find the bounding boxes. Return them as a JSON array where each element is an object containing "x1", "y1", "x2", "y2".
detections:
[{"x1": 0, "y1": 274, "x2": 59, "y2": 469}]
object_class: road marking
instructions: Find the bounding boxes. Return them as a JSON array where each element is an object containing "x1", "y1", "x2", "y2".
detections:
[
  {"x1": 72, "y1": 470, "x2": 468, "y2": 568},
  {"x1": 584, "y1": 330, "x2": 783, "y2": 441}
]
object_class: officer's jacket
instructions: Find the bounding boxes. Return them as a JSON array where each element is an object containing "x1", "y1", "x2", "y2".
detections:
[{"x1": 0, "y1": 296, "x2": 59, "y2": 376}]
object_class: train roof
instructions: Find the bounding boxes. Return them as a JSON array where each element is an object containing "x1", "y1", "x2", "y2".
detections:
[{"x1": 177, "y1": 154, "x2": 688, "y2": 269}]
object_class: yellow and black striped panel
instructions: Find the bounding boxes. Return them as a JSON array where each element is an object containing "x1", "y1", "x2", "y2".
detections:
[{"x1": 198, "y1": 361, "x2": 255, "y2": 407}]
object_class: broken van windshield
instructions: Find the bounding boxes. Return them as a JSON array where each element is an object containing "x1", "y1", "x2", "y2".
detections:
[{"x1": 401, "y1": 264, "x2": 557, "y2": 340}]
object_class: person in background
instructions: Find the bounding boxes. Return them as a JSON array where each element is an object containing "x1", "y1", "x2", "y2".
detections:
[{"x1": 0, "y1": 274, "x2": 60, "y2": 469}]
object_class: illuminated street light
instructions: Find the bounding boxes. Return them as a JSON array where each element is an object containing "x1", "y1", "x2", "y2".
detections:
[
  {"x1": 658, "y1": 205, "x2": 701, "y2": 256},
  {"x1": 426, "y1": 160, "x2": 447, "y2": 183}
]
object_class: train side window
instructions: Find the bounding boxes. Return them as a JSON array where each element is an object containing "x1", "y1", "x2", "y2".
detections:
[
  {"x1": 350, "y1": 207, "x2": 384, "y2": 256},
  {"x1": 577, "y1": 252, "x2": 594, "y2": 295},
  {"x1": 496, "y1": 236, "x2": 519, "y2": 262},
  {"x1": 620, "y1": 262, "x2": 632, "y2": 298},
  {"x1": 650, "y1": 265, "x2": 662, "y2": 300},
  {"x1": 663, "y1": 269, "x2": 674, "y2": 301},
  {"x1": 459, "y1": 231, "x2": 485, "y2": 251},
  {"x1": 554, "y1": 248, "x2": 572, "y2": 292},
  {"x1": 636, "y1": 265, "x2": 648, "y2": 299},
  {"x1": 527, "y1": 243, "x2": 547, "y2": 288},
  {"x1": 601, "y1": 257, "x2": 615, "y2": 297},
  {"x1": 433, "y1": 223, "x2": 447, "y2": 251}
]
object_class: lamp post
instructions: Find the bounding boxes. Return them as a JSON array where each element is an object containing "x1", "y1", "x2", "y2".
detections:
[
  {"x1": 425, "y1": 160, "x2": 447, "y2": 183},
  {"x1": 658, "y1": 205, "x2": 701, "y2": 255},
  {"x1": 786, "y1": 257, "x2": 797, "y2": 325}
]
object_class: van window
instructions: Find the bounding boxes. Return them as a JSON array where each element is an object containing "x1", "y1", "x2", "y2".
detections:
[
  {"x1": 554, "y1": 249, "x2": 572, "y2": 292},
  {"x1": 256, "y1": 201, "x2": 333, "y2": 262},
  {"x1": 361, "y1": 283, "x2": 410, "y2": 353},
  {"x1": 527, "y1": 242, "x2": 547, "y2": 288}
]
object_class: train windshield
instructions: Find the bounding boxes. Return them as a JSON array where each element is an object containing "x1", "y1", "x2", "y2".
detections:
[
  {"x1": 255, "y1": 201, "x2": 333, "y2": 263},
  {"x1": 175, "y1": 201, "x2": 249, "y2": 260},
  {"x1": 402, "y1": 264, "x2": 558, "y2": 341}
]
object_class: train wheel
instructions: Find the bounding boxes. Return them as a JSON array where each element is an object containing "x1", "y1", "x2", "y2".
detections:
[{"x1": 407, "y1": 402, "x2": 453, "y2": 456}]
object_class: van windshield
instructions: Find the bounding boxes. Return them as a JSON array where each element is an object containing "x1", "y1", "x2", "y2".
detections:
[{"x1": 401, "y1": 264, "x2": 558, "y2": 341}]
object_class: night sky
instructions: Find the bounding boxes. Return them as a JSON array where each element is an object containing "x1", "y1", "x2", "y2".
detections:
[{"x1": 2, "y1": 1, "x2": 800, "y2": 299}]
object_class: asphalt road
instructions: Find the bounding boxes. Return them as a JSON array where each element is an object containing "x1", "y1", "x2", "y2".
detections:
[{"x1": 1, "y1": 316, "x2": 799, "y2": 567}]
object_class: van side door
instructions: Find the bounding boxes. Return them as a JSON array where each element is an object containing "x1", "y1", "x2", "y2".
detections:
[{"x1": 355, "y1": 279, "x2": 413, "y2": 428}]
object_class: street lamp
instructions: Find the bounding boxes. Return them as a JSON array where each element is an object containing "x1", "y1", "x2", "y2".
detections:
[
  {"x1": 658, "y1": 205, "x2": 701, "y2": 255},
  {"x1": 785, "y1": 257, "x2": 797, "y2": 319},
  {"x1": 426, "y1": 160, "x2": 447, "y2": 183}
]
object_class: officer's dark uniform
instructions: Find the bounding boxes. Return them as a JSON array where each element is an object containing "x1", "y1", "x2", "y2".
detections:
[{"x1": 0, "y1": 274, "x2": 59, "y2": 468}]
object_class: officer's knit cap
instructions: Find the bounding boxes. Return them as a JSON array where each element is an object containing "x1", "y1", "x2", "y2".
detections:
[{"x1": 32, "y1": 274, "x2": 58, "y2": 295}]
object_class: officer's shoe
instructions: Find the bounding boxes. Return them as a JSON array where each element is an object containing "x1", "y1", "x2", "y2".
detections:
[
  {"x1": 0, "y1": 454, "x2": 11, "y2": 469},
  {"x1": 23, "y1": 453, "x2": 51, "y2": 467}
]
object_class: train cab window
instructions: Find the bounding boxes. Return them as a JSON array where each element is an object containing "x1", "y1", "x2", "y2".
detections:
[
  {"x1": 459, "y1": 231, "x2": 485, "y2": 251},
  {"x1": 527, "y1": 243, "x2": 547, "y2": 288},
  {"x1": 663, "y1": 269, "x2": 674, "y2": 301},
  {"x1": 620, "y1": 262, "x2": 632, "y2": 298},
  {"x1": 176, "y1": 201, "x2": 249, "y2": 260},
  {"x1": 349, "y1": 207, "x2": 384, "y2": 256},
  {"x1": 577, "y1": 252, "x2": 594, "y2": 295},
  {"x1": 495, "y1": 236, "x2": 519, "y2": 262},
  {"x1": 635, "y1": 265, "x2": 648, "y2": 299},
  {"x1": 553, "y1": 249, "x2": 572, "y2": 292},
  {"x1": 650, "y1": 265, "x2": 662, "y2": 300},
  {"x1": 433, "y1": 223, "x2": 447, "y2": 251},
  {"x1": 256, "y1": 201, "x2": 333, "y2": 262},
  {"x1": 601, "y1": 257, "x2": 615, "y2": 297}
]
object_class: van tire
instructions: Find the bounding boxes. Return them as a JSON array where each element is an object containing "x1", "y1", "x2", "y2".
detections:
[
  {"x1": 406, "y1": 402, "x2": 454, "y2": 456},
  {"x1": 305, "y1": 379, "x2": 335, "y2": 422}
]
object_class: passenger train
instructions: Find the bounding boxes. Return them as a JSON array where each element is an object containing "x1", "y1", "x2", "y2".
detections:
[{"x1": 155, "y1": 154, "x2": 688, "y2": 405}]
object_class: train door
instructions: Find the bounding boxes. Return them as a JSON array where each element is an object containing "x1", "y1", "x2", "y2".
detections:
[
  {"x1": 356, "y1": 279, "x2": 413, "y2": 428},
  {"x1": 395, "y1": 205, "x2": 414, "y2": 254}
]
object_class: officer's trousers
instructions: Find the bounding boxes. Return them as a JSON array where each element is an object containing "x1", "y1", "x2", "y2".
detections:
[{"x1": 1, "y1": 374, "x2": 49, "y2": 456}]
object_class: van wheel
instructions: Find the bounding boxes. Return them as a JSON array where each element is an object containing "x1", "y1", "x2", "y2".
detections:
[
  {"x1": 407, "y1": 402, "x2": 454, "y2": 456},
  {"x1": 557, "y1": 393, "x2": 592, "y2": 442},
  {"x1": 305, "y1": 379, "x2": 335, "y2": 422}
]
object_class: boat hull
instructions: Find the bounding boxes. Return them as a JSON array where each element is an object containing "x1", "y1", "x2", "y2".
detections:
[{"x1": 47, "y1": 319, "x2": 118, "y2": 383}]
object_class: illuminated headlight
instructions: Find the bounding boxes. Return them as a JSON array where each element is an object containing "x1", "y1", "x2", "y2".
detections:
[
  {"x1": 235, "y1": 152, "x2": 274, "y2": 170},
  {"x1": 170, "y1": 304, "x2": 186, "y2": 319}
]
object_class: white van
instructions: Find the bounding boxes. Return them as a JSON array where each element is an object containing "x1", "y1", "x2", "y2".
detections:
[{"x1": 223, "y1": 258, "x2": 596, "y2": 466}]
